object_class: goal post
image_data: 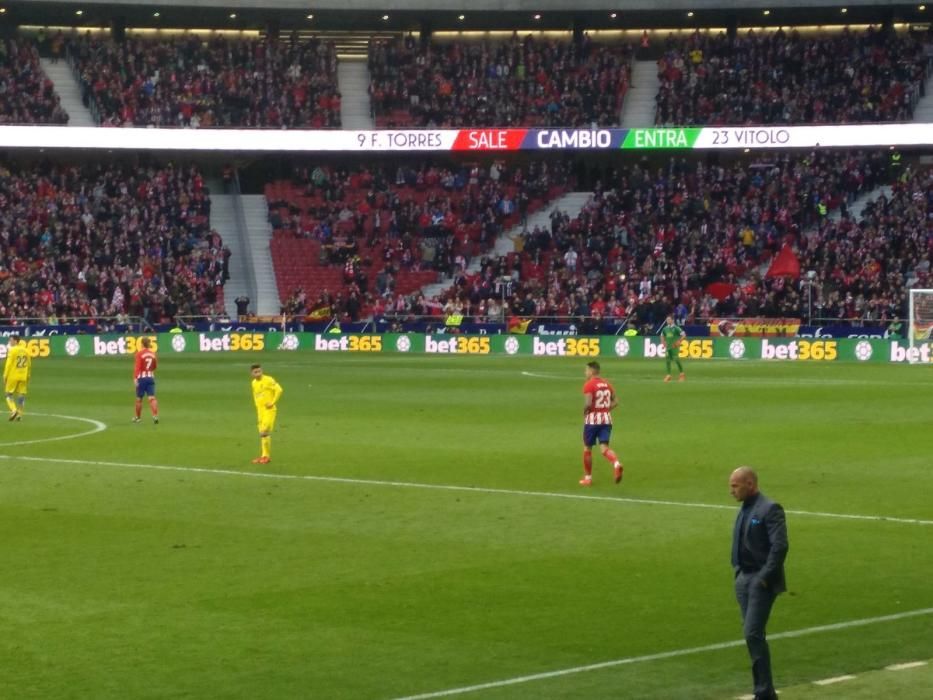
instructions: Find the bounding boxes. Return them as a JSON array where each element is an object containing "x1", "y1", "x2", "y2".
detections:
[{"x1": 908, "y1": 289, "x2": 933, "y2": 352}]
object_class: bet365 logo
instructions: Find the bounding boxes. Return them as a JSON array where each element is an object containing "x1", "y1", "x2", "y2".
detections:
[
  {"x1": 314, "y1": 335, "x2": 382, "y2": 352},
  {"x1": 760, "y1": 339, "x2": 837, "y2": 361},
  {"x1": 532, "y1": 337, "x2": 599, "y2": 356},
  {"x1": 198, "y1": 333, "x2": 265, "y2": 352},
  {"x1": 424, "y1": 335, "x2": 491, "y2": 354},
  {"x1": 93, "y1": 336, "x2": 158, "y2": 356},
  {"x1": 0, "y1": 338, "x2": 51, "y2": 358},
  {"x1": 644, "y1": 339, "x2": 714, "y2": 359},
  {"x1": 888, "y1": 341, "x2": 931, "y2": 363}
]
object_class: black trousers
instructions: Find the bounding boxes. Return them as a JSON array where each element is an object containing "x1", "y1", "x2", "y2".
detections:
[{"x1": 735, "y1": 570, "x2": 778, "y2": 698}]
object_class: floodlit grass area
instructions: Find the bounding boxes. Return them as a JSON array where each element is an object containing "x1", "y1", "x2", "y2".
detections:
[{"x1": 0, "y1": 354, "x2": 930, "y2": 699}]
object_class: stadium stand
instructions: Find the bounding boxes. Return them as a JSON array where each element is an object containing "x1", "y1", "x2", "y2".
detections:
[
  {"x1": 1, "y1": 18, "x2": 927, "y2": 330},
  {"x1": 66, "y1": 34, "x2": 341, "y2": 128},
  {"x1": 427, "y1": 152, "x2": 929, "y2": 326},
  {"x1": 0, "y1": 38, "x2": 69, "y2": 125},
  {"x1": 0, "y1": 162, "x2": 226, "y2": 323},
  {"x1": 655, "y1": 27, "x2": 929, "y2": 125},
  {"x1": 266, "y1": 159, "x2": 574, "y2": 320},
  {"x1": 368, "y1": 34, "x2": 632, "y2": 128},
  {"x1": 803, "y1": 166, "x2": 930, "y2": 322}
]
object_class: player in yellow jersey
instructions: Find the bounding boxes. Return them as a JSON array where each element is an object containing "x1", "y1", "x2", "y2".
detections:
[
  {"x1": 250, "y1": 363, "x2": 283, "y2": 464},
  {"x1": 4, "y1": 335, "x2": 31, "y2": 421}
]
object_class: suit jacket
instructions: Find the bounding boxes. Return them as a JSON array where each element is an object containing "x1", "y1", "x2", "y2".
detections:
[{"x1": 733, "y1": 492, "x2": 789, "y2": 594}]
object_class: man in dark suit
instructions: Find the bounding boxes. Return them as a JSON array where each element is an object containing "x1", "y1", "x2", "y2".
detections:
[{"x1": 730, "y1": 467, "x2": 789, "y2": 700}]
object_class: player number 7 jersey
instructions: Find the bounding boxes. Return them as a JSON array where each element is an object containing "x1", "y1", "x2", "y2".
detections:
[{"x1": 135, "y1": 350, "x2": 157, "y2": 379}]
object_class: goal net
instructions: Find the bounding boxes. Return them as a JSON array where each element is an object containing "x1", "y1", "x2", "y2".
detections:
[{"x1": 908, "y1": 289, "x2": 933, "y2": 352}]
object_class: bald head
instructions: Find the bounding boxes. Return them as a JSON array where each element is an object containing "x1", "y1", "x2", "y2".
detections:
[{"x1": 729, "y1": 466, "x2": 760, "y2": 502}]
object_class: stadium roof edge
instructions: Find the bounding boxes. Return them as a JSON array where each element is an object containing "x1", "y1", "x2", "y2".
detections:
[
  {"x1": 9, "y1": 1, "x2": 926, "y2": 34},
  {"x1": 10, "y1": 0, "x2": 909, "y2": 11}
]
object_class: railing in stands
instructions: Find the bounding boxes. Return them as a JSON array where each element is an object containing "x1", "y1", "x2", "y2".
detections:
[
  {"x1": 65, "y1": 49, "x2": 101, "y2": 125},
  {"x1": 0, "y1": 315, "x2": 906, "y2": 337},
  {"x1": 0, "y1": 316, "x2": 152, "y2": 331},
  {"x1": 231, "y1": 169, "x2": 260, "y2": 315}
]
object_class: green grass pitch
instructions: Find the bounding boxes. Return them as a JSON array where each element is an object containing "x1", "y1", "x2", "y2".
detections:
[{"x1": 0, "y1": 353, "x2": 930, "y2": 699}]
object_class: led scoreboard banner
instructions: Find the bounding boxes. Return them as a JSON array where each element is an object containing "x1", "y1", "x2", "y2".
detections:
[{"x1": 0, "y1": 123, "x2": 931, "y2": 151}]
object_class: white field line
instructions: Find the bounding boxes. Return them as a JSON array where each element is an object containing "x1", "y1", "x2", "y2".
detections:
[
  {"x1": 813, "y1": 674, "x2": 857, "y2": 685},
  {"x1": 518, "y1": 370, "x2": 932, "y2": 387},
  {"x1": 389, "y1": 607, "x2": 933, "y2": 700},
  {"x1": 0, "y1": 413, "x2": 107, "y2": 447},
  {"x1": 0, "y1": 453, "x2": 931, "y2": 526},
  {"x1": 231, "y1": 361, "x2": 933, "y2": 386},
  {"x1": 520, "y1": 371, "x2": 567, "y2": 379},
  {"x1": 886, "y1": 660, "x2": 929, "y2": 671}
]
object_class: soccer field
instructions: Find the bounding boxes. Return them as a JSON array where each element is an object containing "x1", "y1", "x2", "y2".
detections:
[{"x1": 0, "y1": 353, "x2": 931, "y2": 699}]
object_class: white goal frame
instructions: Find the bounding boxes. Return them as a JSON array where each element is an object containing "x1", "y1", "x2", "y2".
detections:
[{"x1": 908, "y1": 289, "x2": 933, "y2": 353}]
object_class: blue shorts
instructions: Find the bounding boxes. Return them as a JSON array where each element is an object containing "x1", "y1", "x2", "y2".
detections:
[
  {"x1": 136, "y1": 378, "x2": 156, "y2": 398},
  {"x1": 583, "y1": 424, "x2": 612, "y2": 447}
]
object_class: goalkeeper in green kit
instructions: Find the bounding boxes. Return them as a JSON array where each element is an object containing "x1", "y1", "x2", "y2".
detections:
[{"x1": 660, "y1": 315, "x2": 686, "y2": 383}]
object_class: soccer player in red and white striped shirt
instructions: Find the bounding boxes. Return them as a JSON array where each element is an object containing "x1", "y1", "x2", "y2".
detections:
[
  {"x1": 133, "y1": 338, "x2": 159, "y2": 424},
  {"x1": 580, "y1": 361, "x2": 623, "y2": 486}
]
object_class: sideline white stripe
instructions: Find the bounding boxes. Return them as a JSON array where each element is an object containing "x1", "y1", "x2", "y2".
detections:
[
  {"x1": 886, "y1": 661, "x2": 929, "y2": 671},
  {"x1": 389, "y1": 607, "x2": 933, "y2": 700},
  {"x1": 233, "y1": 361, "x2": 933, "y2": 387},
  {"x1": 521, "y1": 371, "x2": 569, "y2": 380},
  {"x1": 518, "y1": 370, "x2": 933, "y2": 387},
  {"x1": 0, "y1": 413, "x2": 107, "y2": 447},
  {"x1": 0, "y1": 453, "x2": 930, "y2": 526},
  {"x1": 813, "y1": 674, "x2": 856, "y2": 686}
]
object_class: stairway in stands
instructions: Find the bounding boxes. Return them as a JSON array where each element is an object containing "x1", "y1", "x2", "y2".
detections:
[
  {"x1": 337, "y1": 59, "x2": 374, "y2": 129},
  {"x1": 264, "y1": 174, "x2": 573, "y2": 310},
  {"x1": 263, "y1": 180, "x2": 437, "y2": 309},
  {"x1": 240, "y1": 196, "x2": 283, "y2": 316},
  {"x1": 825, "y1": 184, "x2": 893, "y2": 224},
  {"x1": 206, "y1": 192, "x2": 246, "y2": 317},
  {"x1": 420, "y1": 191, "x2": 590, "y2": 299},
  {"x1": 272, "y1": 30, "x2": 399, "y2": 59},
  {"x1": 39, "y1": 58, "x2": 96, "y2": 126},
  {"x1": 620, "y1": 60, "x2": 659, "y2": 127},
  {"x1": 912, "y1": 71, "x2": 933, "y2": 122}
]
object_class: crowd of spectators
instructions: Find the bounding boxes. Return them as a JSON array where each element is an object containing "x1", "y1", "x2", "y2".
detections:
[
  {"x1": 656, "y1": 27, "x2": 930, "y2": 125},
  {"x1": 433, "y1": 150, "x2": 923, "y2": 328},
  {"x1": 268, "y1": 158, "x2": 574, "y2": 320},
  {"x1": 369, "y1": 34, "x2": 632, "y2": 127},
  {"x1": 67, "y1": 33, "x2": 340, "y2": 128},
  {"x1": 802, "y1": 166, "x2": 930, "y2": 323},
  {"x1": 0, "y1": 161, "x2": 228, "y2": 323},
  {"x1": 0, "y1": 38, "x2": 68, "y2": 125},
  {"x1": 4, "y1": 25, "x2": 930, "y2": 132}
]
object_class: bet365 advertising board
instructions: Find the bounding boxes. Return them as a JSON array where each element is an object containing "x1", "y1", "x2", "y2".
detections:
[{"x1": 1, "y1": 332, "x2": 931, "y2": 364}]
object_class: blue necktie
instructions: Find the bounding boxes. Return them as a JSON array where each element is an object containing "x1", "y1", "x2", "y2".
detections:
[{"x1": 732, "y1": 508, "x2": 746, "y2": 567}]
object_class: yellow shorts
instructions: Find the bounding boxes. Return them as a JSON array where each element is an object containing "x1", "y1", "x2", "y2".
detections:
[
  {"x1": 4, "y1": 379, "x2": 27, "y2": 396},
  {"x1": 257, "y1": 408, "x2": 277, "y2": 434}
]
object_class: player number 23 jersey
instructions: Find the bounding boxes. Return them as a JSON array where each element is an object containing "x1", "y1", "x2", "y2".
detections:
[{"x1": 583, "y1": 378, "x2": 615, "y2": 425}]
